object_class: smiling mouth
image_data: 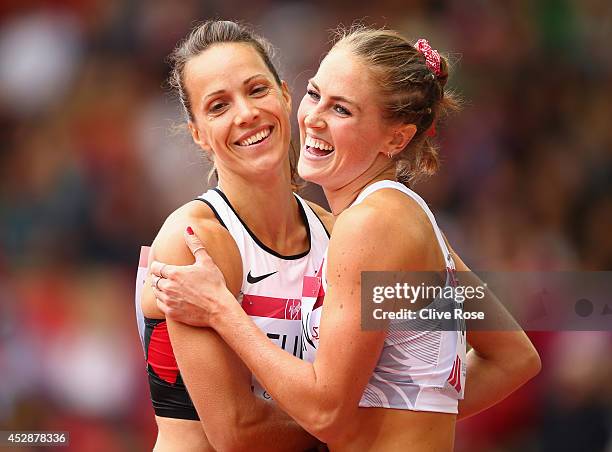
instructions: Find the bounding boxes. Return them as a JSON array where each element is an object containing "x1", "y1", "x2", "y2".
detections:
[
  {"x1": 235, "y1": 126, "x2": 273, "y2": 147},
  {"x1": 305, "y1": 135, "x2": 334, "y2": 157}
]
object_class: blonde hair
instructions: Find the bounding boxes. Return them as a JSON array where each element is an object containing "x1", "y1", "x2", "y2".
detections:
[{"x1": 333, "y1": 26, "x2": 459, "y2": 185}]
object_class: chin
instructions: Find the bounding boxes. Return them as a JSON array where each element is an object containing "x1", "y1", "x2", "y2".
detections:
[
  {"x1": 297, "y1": 159, "x2": 320, "y2": 184},
  {"x1": 249, "y1": 153, "x2": 288, "y2": 178}
]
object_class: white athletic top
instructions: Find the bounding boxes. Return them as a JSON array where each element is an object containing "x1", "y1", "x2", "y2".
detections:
[
  {"x1": 301, "y1": 180, "x2": 466, "y2": 414},
  {"x1": 199, "y1": 188, "x2": 329, "y2": 400}
]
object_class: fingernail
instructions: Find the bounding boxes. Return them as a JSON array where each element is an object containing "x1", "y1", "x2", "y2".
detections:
[{"x1": 186, "y1": 226, "x2": 194, "y2": 235}]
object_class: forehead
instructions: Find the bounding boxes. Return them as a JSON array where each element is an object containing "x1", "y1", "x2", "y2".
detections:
[
  {"x1": 184, "y1": 43, "x2": 272, "y2": 93},
  {"x1": 314, "y1": 46, "x2": 374, "y2": 97}
]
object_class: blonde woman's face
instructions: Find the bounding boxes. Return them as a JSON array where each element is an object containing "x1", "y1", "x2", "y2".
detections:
[
  {"x1": 185, "y1": 43, "x2": 292, "y2": 182},
  {"x1": 297, "y1": 46, "x2": 394, "y2": 190}
]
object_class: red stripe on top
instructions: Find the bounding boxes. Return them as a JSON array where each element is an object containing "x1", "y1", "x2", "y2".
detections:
[
  {"x1": 453, "y1": 358, "x2": 460, "y2": 388},
  {"x1": 313, "y1": 277, "x2": 325, "y2": 311},
  {"x1": 242, "y1": 294, "x2": 301, "y2": 320},
  {"x1": 305, "y1": 260, "x2": 326, "y2": 311},
  {"x1": 312, "y1": 292, "x2": 325, "y2": 311},
  {"x1": 447, "y1": 356, "x2": 462, "y2": 392},
  {"x1": 454, "y1": 357, "x2": 462, "y2": 392},
  {"x1": 302, "y1": 276, "x2": 322, "y2": 297},
  {"x1": 447, "y1": 356, "x2": 458, "y2": 386},
  {"x1": 139, "y1": 246, "x2": 150, "y2": 267},
  {"x1": 147, "y1": 321, "x2": 179, "y2": 385}
]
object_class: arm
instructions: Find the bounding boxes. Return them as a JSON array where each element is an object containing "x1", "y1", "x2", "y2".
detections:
[
  {"x1": 146, "y1": 205, "x2": 317, "y2": 451},
  {"x1": 156, "y1": 204, "x2": 420, "y2": 444},
  {"x1": 445, "y1": 242, "x2": 542, "y2": 420}
]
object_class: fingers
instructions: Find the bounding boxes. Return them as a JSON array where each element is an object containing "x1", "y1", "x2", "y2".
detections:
[
  {"x1": 155, "y1": 293, "x2": 185, "y2": 322},
  {"x1": 152, "y1": 275, "x2": 162, "y2": 291},
  {"x1": 156, "y1": 297, "x2": 201, "y2": 325},
  {"x1": 184, "y1": 226, "x2": 213, "y2": 264},
  {"x1": 156, "y1": 297, "x2": 176, "y2": 319},
  {"x1": 152, "y1": 282, "x2": 177, "y2": 314},
  {"x1": 150, "y1": 275, "x2": 167, "y2": 299},
  {"x1": 151, "y1": 278, "x2": 184, "y2": 311},
  {"x1": 151, "y1": 260, "x2": 176, "y2": 279}
]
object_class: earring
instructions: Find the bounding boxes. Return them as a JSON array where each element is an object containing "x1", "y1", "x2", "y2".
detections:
[{"x1": 387, "y1": 152, "x2": 393, "y2": 159}]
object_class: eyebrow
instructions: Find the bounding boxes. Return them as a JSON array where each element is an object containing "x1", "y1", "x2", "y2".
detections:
[
  {"x1": 204, "y1": 74, "x2": 269, "y2": 100},
  {"x1": 309, "y1": 79, "x2": 361, "y2": 112}
]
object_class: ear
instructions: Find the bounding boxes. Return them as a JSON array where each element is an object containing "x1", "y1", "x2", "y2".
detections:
[
  {"x1": 280, "y1": 80, "x2": 292, "y2": 111},
  {"x1": 188, "y1": 121, "x2": 211, "y2": 152},
  {"x1": 386, "y1": 123, "x2": 417, "y2": 156}
]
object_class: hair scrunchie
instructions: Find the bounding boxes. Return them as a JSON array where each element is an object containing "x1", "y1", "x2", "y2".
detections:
[{"x1": 415, "y1": 38, "x2": 441, "y2": 77}]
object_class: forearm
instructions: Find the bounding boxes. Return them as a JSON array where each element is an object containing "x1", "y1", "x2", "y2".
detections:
[
  {"x1": 238, "y1": 398, "x2": 320, "y2": 451},
  {"x1": 165, "y1": 318, "x2": 315, "y2": 451},
  {"x1": 458, "y1": 344, "x2": 541, "y2": 420},
  {"x1": 213, "y1": 295, "x2": 336, "y2": 438}
]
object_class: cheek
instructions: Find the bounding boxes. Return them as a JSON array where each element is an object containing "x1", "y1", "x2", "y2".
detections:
[
  {"x1": 333, "y1": 123, "x2": 378, "y2": 167},
  {"x1": 203, "y1": 118, "x2": 231, "y2": 151},
  {"x1": 208, "y1": 126, "x2": 225, "y2": 146},
  {"x1": 333, "y1": 122, "x2": 364, "y2": 154},
  {"x1": 271, "y1": 97, "x2": 291, "y2": 127},
  {"x1": 260, "y1": 95, "x2": 291, "y2": 132},
  {"x1": 261, "y1": 93, "x2": 284, "y2": 112}
]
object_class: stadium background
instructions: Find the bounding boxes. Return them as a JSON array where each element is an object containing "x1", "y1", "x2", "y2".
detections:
[{"x1": 1, "y1": 0, "x2": 611, "y2": 450}]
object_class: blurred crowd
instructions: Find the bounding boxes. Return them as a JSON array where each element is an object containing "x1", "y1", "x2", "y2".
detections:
[{"x1": 1, "y1": 0, "x2": 611, "y2": 450}]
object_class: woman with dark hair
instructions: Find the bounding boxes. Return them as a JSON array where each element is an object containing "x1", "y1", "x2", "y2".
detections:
[
  {"x1": 140, "y1": 20, "x2": 332, "y2": 451},
  {"x1": 153, "y1": 26, "x2": 541, "y2": 450}
]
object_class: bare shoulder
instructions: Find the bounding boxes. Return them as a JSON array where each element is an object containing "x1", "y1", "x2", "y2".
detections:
[
  {"x1": 329, "y1": 188, "x2": 437, "y2": 272},
  {"x1": 152, "y1": 200, "x2": 242, "y2": 291},
  {"x1": 305, "y1": 199, "x2": 335, "y2": 233},
  {"x1": 142, "y1": 200, "x2": 242, "y2": 317}
]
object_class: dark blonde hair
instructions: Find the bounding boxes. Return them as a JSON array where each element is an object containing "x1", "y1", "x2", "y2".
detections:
[
  {"x1": 333, "y1": 26, "x2": 459, "y2": 185},
  {"x1": 167, "y1": 20, "x2": 299, "y2": 187}
]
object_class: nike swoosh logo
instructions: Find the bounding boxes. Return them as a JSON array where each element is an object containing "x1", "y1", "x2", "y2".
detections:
[{"x1": 247, "y1": 270, "x2": 278, "y2": 284}]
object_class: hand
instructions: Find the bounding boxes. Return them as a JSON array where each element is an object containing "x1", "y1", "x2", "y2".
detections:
[{"x1": 150, "y1": 227, "x2": 233, "y2": 327}]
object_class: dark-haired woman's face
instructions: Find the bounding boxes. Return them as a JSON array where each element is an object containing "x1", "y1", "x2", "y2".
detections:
[
  {"x1": 297, "y1": 46, "x2": 396, "y2": 191},
  {"x1": 185, "y1": 43, "x2": 292, "y2": 182}
]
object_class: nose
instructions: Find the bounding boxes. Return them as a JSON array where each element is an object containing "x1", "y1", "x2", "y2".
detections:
[
  {"x1": 234, "y1": 98, "x2": 259, "y2": 126},
  {"x1": 304, "y1": 108, "x2": 325, "y2": 129}
]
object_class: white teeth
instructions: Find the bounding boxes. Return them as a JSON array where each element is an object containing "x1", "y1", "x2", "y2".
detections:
[
  {"x1": 305, "y1": 136, "x2": 334, "y2": 151},
  {"x1": 239, "y1": 127, "x2": 271, "y2": 147}
]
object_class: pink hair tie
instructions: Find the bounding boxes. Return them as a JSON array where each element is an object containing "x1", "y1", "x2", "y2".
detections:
[{"x1": 415, "y1": 38, "x2": 441, "y2": 77}]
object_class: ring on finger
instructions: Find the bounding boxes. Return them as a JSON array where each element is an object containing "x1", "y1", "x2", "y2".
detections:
[
  {"x1": 192, "y1": 246, "x2": 205, "y2": 255},
  {"x1": 155, "y1": 276, "x2": 162, "y2": 290}
]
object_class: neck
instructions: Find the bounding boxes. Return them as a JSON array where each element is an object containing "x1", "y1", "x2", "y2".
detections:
[
  {"x1": 216, "y1": 165, "x2": 305, "y2": 253},
  {"x1": 323, "y1": 156, "x2": 396, "y2": 215}
]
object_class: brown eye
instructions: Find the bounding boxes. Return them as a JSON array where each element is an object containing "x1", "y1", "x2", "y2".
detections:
[
  {"x1": 209, "y1": 102, "x2": 228, "y2": 114},
  {"x1": 251, "y1": 85, "x2": 270, "y2": 96}
]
